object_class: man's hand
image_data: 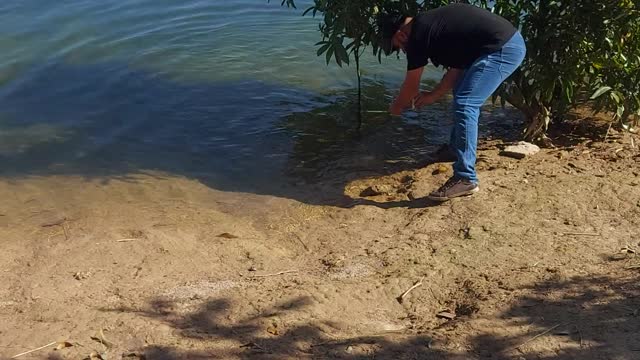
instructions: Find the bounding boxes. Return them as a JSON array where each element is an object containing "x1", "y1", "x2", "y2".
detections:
[
  {"x1": 414, "y1": 91, "x2": 438, "y2": 107},
  {"x1": 390, "y1": 67, "x2": 425, "y2": 116}
]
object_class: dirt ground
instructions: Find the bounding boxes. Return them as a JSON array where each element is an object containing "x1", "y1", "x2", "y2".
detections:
[{"x1": 1, "y1": 119, "x2": 639, "y2": 360}]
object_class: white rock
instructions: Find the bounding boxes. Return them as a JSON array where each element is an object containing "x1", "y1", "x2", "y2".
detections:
[{"x1": 501, "y1": 141, "x2": 540, "y2": 159}]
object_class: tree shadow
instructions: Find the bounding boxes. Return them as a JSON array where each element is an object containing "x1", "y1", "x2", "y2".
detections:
[
  {"x1": 547, "y1": 111, "x2": 617, "y2": 148},
  {"x1": 104, "y1": 295, "x2": 442, "y2": 359},
  {"x1": 0, "y1": 60, "x2": 524, "y2": 208},
  {"x1": 98, "y1": 268, "x2": 639, "y2": 359},
  {"x1": 471, "y1": 273, "x2": 640, "y2": 359}
]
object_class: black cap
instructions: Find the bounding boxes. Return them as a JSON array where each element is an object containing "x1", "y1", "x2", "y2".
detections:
[{"x1": 378, "y1": 13, "x2": 406, "y2": 56}]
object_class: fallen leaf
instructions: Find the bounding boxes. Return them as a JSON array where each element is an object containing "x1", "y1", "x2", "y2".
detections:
[
  {"x1": 73, "y1": 271, "x2": 91, "y2": 280},
  {"x1": 400, "y1": 175, "x2": 414, "y2": 184},
  {"x1": 620, "y1": 246, "x2": 636, "y2": 254},
  {"x1": 553, "y1": 330, "x2": 572, "y2": 336},
  {"x1": 88, "y1": 351, "x2": 104, "y2": 360},
  {"x1": 90, "y1": 336, "x2": 114, "y2": 349},
  {"x1": 266, "y1": 323, "x2": 279, "y2": 336},
  {"x1": 240, "y1": 342, "x2": 264, "y2": 350},
  {"x1": 123, "y1": 352, "x2": 147, "y2": 359},
  {"x1": 436, "y1": 311, "x2": 456, "y2": 320},
  {"x1": 217, "y1": 233, "x2": 239, "y2": 239},
  {"x1": 55, "y1": 341, "x2": 73, "y2": 350},
  {"x1": 41, "y1": 217, "x2": 66, "y2": 227}
]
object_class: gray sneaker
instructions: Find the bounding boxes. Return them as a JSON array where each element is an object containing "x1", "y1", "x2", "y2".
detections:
[{"x1": 428, "y1": 177, "x2": 479, "y2": 202}]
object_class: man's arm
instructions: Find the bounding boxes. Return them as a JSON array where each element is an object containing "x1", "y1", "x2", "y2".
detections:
[
  {"x1": 390, "y1": 67, "x2": 424, "y2": 115},
  {"x1": 415, "y1": 68, "x2": 463, "y2": 107}
]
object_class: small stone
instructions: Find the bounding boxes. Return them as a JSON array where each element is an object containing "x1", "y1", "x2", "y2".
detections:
[
  {"x1": 248, "y1": 266, "x2": 257, "y2": 272},
  {"x1": 432, "y1": 164, "x2": 449, "y2": 175},
  {"x1": 345, "y1": 346, "x2": 354, "y2": 353},
  {"x1": 460, "y1": 227, "x2": 472, "y2": 239},
  {"x1": 500, "y1": 141, "x2": 541, "y2": 159}
]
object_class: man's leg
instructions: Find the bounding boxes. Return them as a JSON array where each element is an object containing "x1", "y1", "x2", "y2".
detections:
[
  {"x1": 428, "y1": 32, "x2": 526, "y2": 201},
  {"x1": 434, "y1": 72, "x2": 467, "y2": 163}
]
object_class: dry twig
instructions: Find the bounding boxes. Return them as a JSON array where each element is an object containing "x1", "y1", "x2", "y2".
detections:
[
  {"x1": 115, "y1": 238, "x2": 140, "y2": 243},
  {"x1": 250, "y1": 270, "x2": 298, "y2": 278},
  {"x1": 11, "y1": 342, "x2": 57, "y2": 358},
  {"x1": 513, "y1": 323, "x2": 565, "y2": 350},
  {"x1": 576, "y1": 325, "x2": 584, "y2": 348},
  {"x1": 312, "y1": 332, "x2": 404, "y2": 347},
  {"x1": 396, "y1": 277, "x2": 424, "y2": 304},
  {"x1": 292, "y1": 234, "x2": 309, "y2": 252}
]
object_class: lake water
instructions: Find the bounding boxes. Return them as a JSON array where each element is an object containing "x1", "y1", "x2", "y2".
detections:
[{"x1": 0, "y1": 0, "x2": 519, "y2": 196}]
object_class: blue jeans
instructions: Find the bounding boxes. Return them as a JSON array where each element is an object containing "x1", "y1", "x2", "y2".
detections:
[{"x1": 450, "y1": 31, "x2": 526, "y2": 184}]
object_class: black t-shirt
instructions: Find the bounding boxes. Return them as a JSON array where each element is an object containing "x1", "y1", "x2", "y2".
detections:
[{"x1": 406, "y1": 4, "x2": 517, "y2": 70}]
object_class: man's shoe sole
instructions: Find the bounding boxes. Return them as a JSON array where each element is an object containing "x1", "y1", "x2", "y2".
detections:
[{"x1": 427, "y1": 187, "x2": 479, "y2": 202}]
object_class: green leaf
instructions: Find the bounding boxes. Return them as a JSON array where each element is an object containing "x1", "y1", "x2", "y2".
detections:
[
  {"x1": 610, "y1": 91, "x2": 621, "y2": 104},
  {"x1": 278, "y1": 0, "x2": 296, "y2": 9},
  {"x1": 590, "y1": 86, "x2": 612, "y2": 99},
  {"x1": 335, "y1": 51, "x2": 342, "y2": 67},
  {"x1": 317, "y1": 43, "x2": 330, "y2": 56},
  {"x1": 334, "y1": 42, "x2": 350, "y2": 66},
  {"x1": 345, "y1": 40, "x2": 356, "y2": 51},
  {"x1": 302, "y1": 6, "x2": 315, "y2": 16},
  {"x1": 325, "y1": 45, "x2": 334, "y2": 65},
  {"x1": 616, "y1": 105, "x2": 625, "y2": 119}
]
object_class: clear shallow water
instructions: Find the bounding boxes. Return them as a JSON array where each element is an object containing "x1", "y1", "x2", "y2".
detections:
[{"x1": 0, "y1": 0, "x2": 519, "y2": 196}]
